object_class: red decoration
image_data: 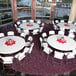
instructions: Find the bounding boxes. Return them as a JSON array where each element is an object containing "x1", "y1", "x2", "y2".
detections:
[
  {"x1": 5, "y1": 40, "x2": 16, "y2": 46},
  {"x1": 64, "y1": 24, "x2": 70, "y2": 27},
  {"x1": 57, "y1": 39, "x2": 66, "y2": 44},
  {"x1": 27, "y1": 24, "x2": 33, "y2": 26}
]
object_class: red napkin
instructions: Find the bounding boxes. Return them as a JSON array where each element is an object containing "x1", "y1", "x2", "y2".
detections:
[
  {"x1": 64, "y1": 24, "x2": 70, "y2": 27},
  {"x1": 57, "y1": 39, "x2": 66, "y2": 44},
  {"x1": 5, "y1": 40, "x2": 16, "y2": 46},
  {"x1": 27, "y1": 24, "x2": 33, "y2": 26}
]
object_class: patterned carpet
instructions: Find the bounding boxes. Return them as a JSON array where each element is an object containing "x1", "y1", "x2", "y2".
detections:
[{"x1": 0, "y1": 23, "x2": 76, "y2": 76}]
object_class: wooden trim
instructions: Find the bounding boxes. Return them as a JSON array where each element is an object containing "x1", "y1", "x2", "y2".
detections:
[
  {"x1": 50, "y1": 0, "x2": 56, "y2": 19},
  {"x1": 32, "y1": 0, "x2": 36, "y2": 20},
  {"x1": 13, "y1": 0, "x2": 18, "y2": 21}
]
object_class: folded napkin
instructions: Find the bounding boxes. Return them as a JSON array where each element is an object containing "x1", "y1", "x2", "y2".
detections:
[
  {"x1": 5, "y1": 40, "x2": 16, "y2": 46},
  {"x1": 64, "y1": 24, "x2": 70, "y2": 27},
  {"x1": 27, "y1": 24, "x2": 33, "y2": 26},
  {"x1": 57, "y1": 39, "x2": 66, "y2": 44}
]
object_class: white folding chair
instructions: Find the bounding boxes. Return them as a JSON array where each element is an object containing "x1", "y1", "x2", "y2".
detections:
[
  {"x1": 28, "y1": 43, "x2": 34, "y2": 54},
  {"x1": 68, "y1": 33, "x2": 75, "y2": 39},
  {"x1": 37, "y1": 20, "x2": 41, "y2": 24},
  {"x1": 67, "y1": 52, "x2": 75, "y2": 59},
  {"x1": 32, "y1": 29, "x2": 39, "y2": 35},
  {"x1": 15, "y1": 52, "x2": 26, "y2": 61},
  {"x1": 43, "y1": 46, "x2": 53, "y2": 55},
  {"x1": 43, "y1": 46, "x2": 53, "y2": 60},
  {"x1": 39, "y1": 27, "x2": 44, "y2": 33},
  {"x1": 20, "y1": 33, "x2": 26, "y2": 38},
  {"x1": 49, "y1": 30, "x2": 55, "y2": 35},
  {"x1": 1, "y1": 56, "x2": 13, "y2": 64},
  {"x1": 23, "y1": 47, "x2": 30, "y2": 54},
  {"x1": 0, "y1": 33, "x2": 4, "y2": 38},
  {"x1": 58, "y1": 31, "x2": 64, "y2": 35},
  {"x1": 54, "y1": 51, "x2": 64, "y2": 59},
  {"x1": 68, "y1": 21, "x2": 72, "y2": 24},
  {"x1": 29, "y1": 20, "x2": 34, "y2": 23},
  {"x1": 69, "y1": 29, "x2": 75, "y2": 33},
  {"x1": 60, "y1": 27, "x2": 65, "y2": 31},
  {"x1": 17, "y1": 28, "x2": 22, "y2": 33},
  {"x1": 17, "y1": 21, "x2": 20, "y2": 25},
  {"x1": 22, "y1": 20, "x2": 27, "y2": 23},
  {"x1": 74, "y1": 22, "x2": 76, "y2": 26},
  {"x1": 52, "y1": 21, "x2": 57, "y2": 30},
  {"x1": 39, "y1": 37, "x2": 43, "y2": 43},
  {"x1": 41, "y1": 23, "x2": 44, "y2": 27},
  {"x1": 42, "y1": 32, "x2": 47, "y2": 38},
  {"x1": 7, "y1": 31, "x2": 14, "y2": 36},
  {"x1": 14, "y1": 24, "x2": 17, "y2": 28},
  {"x1": 23, "y1": 30, "x2": 29, "y2": 35},
  {"x1": 41, "y1": 42, "x2": 48, "y2": 48},
  {"x1": 28, "y1": 36, "x2": 33, "y2": 42},
  {"x1": 52, "y1": 20, "x2": 55, "y2": 25},
  {"x1": 55, "y1": 20, "x2": 59, "y2": 24},
  {"x1": 42, "y1": 32, "x2": 47, "y2": 41},
  {"x1": 40, "y1": 37, "x2": 48, "y2": 48}
]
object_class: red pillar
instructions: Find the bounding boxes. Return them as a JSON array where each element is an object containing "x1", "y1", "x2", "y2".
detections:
[
  {"x1": 32, "y1": 0, "x2": 36, "y2": 20},
  {"x1": 13, "y1": 0, "x2": 18, "y2": 21},
  {"x1": 50, "y1": 0, "x2": 56, "y2": 19}
]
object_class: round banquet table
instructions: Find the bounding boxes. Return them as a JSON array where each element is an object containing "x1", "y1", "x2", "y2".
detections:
[
  {"x1": 57, "y1": 22, "x2": 76, "y2": 29},
  {"x1": 47, "y1": 35, "x2": 76, "y2": 51},
  {"x1": 19, "y1": 22, "x2": 40, "y2": 30},
  {"x1": 0, "y1": 36, "x2": 25, "y2": 54}
]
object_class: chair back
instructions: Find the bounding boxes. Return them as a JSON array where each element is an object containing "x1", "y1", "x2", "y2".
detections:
[
  {"x1": 22, "y1": 20, "x2": 27, "y2": 23},
  {"x1": 55, "y1": 20, "x2": 59, "y2": 24},
  {"x1": 23, "y1": 30, "x2": 29, "y2": 35},
  {"x1": 28, "y1": 36, "x2": 33, "y2": 42},
  {"x1": 20, "y1": 33, "x2": 26, "y2": 38},
  {"x1": 68, "y1": 21, "x2": 72, "y2": 24},
  {"x1": 29, "y1": 20, "x2": 34, "y2": 23},
  {"x1": 0, "y1": 33, "x2": 4, "y2": 38},
  {"x1": 43, "y1": 47, "x2": 53, "y2": 54},
  {"x1": 58, "y1": 31, "x2": 64, "y2": 35},
  {"x1": 32, "y1": 29, "x2": 39, "y2": 35},
  {"x1": 17, "y1": 21, "x2": 20, "y2": 25},
  {"x1": 1, "y1": 56, "x2": 13, "y2": 64},
  {"x1": 7, "y1": 31, "x2": 14, "y2": 36},
  {"x1": 68, "y1": 33, "x2": 75, "y2": 39},
  {"x1": 49, "y1": 30, "x2": 55, "y2": 35},
  {"x1": 54, "y1": 51, "x2": 64, "y2": 59},
  {"x1": 61, "y1": 20, "x2": 64, "y2": 23},
  {"x1": 37, "y1": 20, "x2": 41, "y2": 24},
  {"x1": 41, "y1": 23, "x2": 44, "y2": 27},
  {"x1": 42, "y1": 32, "x2": 47, "y2": 38}
]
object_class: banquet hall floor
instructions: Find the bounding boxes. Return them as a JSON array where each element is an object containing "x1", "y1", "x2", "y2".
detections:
[{"x1": 0, "y1": 23, "x2": 76, "y2": 76}]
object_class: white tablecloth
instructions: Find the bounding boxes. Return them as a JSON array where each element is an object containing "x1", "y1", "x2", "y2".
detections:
[
  {"x1": 47, "y1": 35, "x2": 76, "y2": 51},
  {"x1": 57, "y1": 22, "x2": 76, "y2": 29},
  {"x1": 0, "y1": 36, "x2": 25, "y2": 54},
  {"x1": 19, "y1": 22, "x2": 40, "y2": 30}
]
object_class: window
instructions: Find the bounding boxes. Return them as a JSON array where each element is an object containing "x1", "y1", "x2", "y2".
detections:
[
  {"x1": 0, "y1": 0, "x2": 13, "y2": 26},
  {"x1": 36, "y1": 0, "x2": 51, "y2": 19},
  {"x1": 55, "y1": 0, "x2": 72, "y2": 19},
  {"x1": 17, "y1": 0, "x2": 32, "y2": 19}
]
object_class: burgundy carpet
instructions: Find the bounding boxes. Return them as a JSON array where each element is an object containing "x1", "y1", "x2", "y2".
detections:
[{"x1": 0, "y1": 23, "x2": 76, "y2": 76}]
